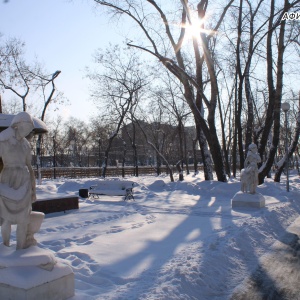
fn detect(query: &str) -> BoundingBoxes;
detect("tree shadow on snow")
[95,181,283,300]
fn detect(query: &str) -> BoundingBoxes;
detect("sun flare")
[185,15,204,38]
[179,9,216,43]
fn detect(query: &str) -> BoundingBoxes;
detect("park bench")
[88,180,135,201]
[33,195,79,214]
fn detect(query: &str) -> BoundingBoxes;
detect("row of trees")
[2,1,300,185]
[88,0,300,184]
[28,116,198,179]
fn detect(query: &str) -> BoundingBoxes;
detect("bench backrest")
[91,181,134,191]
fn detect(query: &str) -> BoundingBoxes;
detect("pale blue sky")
[0,0,129,122]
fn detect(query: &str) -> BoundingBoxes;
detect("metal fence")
[34,165,203,179]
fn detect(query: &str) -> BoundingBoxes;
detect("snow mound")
[148,180,166,190]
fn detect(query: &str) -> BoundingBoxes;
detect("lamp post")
[282,102,290,192]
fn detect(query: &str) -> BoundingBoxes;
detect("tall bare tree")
[153,71,192,178]
[87,45,147,177]
[93,0,235,182]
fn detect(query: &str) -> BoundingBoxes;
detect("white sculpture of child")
[0,112,39,250]
[241,143,261,194]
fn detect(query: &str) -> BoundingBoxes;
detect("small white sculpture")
[241,143,261,194]
[0,112,43,250]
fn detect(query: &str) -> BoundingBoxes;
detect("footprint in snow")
[106,226,125,234]
[131,222,144,229]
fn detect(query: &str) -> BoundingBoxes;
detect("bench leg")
[125,189,134,201]
[89,194,99,200]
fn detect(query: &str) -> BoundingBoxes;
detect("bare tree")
[92,0,235,182]
[274,93,300,182]
[134,118,175,182]
[0,37,66,116]
[89,118,113,168]
[87,45,147,177]
[35,70,65,184]
[0,38,35,111]
[153,72,192,179]
[123,98,139,177]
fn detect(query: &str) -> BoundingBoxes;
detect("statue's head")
[248,143,258,152]
[10,112,34,139]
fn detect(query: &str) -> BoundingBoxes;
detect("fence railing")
[34,165,203,179]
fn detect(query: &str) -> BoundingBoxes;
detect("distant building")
[107,120,202,166]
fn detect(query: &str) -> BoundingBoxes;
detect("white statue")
[241,143,261,194]
[0,112,43,250]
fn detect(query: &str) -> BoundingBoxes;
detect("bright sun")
[179,7,214,43]
[180,13,216,45]
[188,24,202,40]
[180,9,206,42]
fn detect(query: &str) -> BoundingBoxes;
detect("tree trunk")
[121,138,126,178]
[131,121,138,177]
[259,0,288,184]
[123,120,139,177]
[196,122,213,180]
[217,87,231,177]
[207,123,227,182]
[182,124,189,175]
[244,69,254,152]
[102,137,114,178]
[244,0,256,153]
[258,0,275,166]
[192,138,198,174]
[178,119,184,171]
[176,160,184,181]
[233,0,244,174]
[232,74,238,177]
[274,111,300,182]
[133,144,138,177]
[156,151,161,176]
[200,28,227,182]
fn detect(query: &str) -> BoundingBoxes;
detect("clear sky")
[0,0,128,122]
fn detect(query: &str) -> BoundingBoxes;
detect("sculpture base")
[231,191,265,208]
[0,262,74,300]
[0,245,74,299]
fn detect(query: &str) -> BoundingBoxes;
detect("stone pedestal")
[0,245,74,300]
[231,191,265,208]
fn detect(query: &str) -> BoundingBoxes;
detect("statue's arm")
[256,153,261,163]
[244,156,249,166]
[26,155,36,202]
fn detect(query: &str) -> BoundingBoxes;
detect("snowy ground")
[8,172,300,299]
